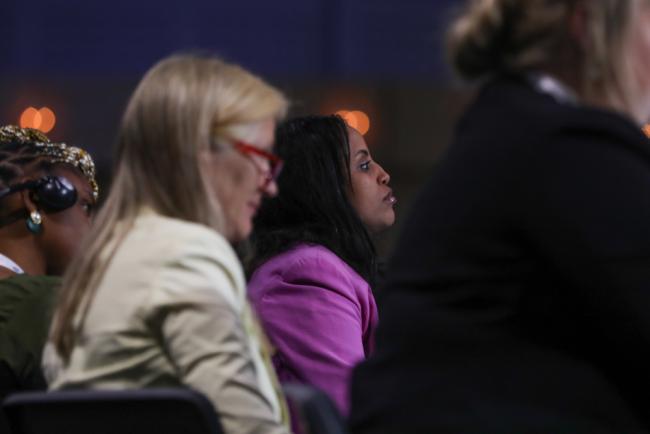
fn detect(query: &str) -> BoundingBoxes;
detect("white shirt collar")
[0,253,25,274]
[527,72,579,106]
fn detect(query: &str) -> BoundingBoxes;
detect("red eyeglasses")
[233,141,284,186]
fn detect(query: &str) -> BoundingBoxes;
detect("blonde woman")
[351,0,650,433]
[44,54,291,434]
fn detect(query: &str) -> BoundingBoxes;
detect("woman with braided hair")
[0,125,98,401]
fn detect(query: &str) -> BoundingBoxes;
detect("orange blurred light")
[33,111,43,129]
[335,110,353,127]
[644,124,650,138]
[18,106,56,133]
[350,110,370,135]
[38,107,56,133]
[335,109,370,135]
[19,107,39,129]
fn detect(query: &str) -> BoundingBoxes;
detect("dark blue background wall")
[2,0,458,79]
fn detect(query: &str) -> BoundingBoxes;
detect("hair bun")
[447,0,516,79]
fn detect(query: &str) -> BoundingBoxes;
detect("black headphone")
[0,175,78,211]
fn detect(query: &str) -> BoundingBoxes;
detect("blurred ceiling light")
[336,110,370,135]
[19,107,39,129]
[19,106,56,133]
[350,110,370,135]
[38,107,56,133]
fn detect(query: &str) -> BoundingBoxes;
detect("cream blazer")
[43,210,289,434]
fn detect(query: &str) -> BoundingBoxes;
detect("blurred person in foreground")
[43,53,292,434]
[247,115,396,416]
[0,125,97,401]
[350,0,650,433]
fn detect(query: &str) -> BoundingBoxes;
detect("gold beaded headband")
[0,125,99,201]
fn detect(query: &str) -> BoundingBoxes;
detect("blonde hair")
[50,53,288,360]
[446,0,643,110]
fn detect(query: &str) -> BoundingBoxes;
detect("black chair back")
[2,388,223,434]
[283,383,348,434]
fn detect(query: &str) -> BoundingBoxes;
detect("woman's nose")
[262,176,278,197]
[378,164,390,185]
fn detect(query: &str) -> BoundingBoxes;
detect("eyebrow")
[354,149,370,158]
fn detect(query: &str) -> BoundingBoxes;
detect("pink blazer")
[248,244,378,415]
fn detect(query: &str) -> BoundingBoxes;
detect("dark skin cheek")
[24,166,94,275]
[41,206,91,275]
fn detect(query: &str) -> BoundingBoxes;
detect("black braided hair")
[0,126,54,189]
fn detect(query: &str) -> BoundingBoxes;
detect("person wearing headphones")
[0,125,98,401]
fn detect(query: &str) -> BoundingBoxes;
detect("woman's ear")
[19,188,43,234]
[19,187,38,214]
